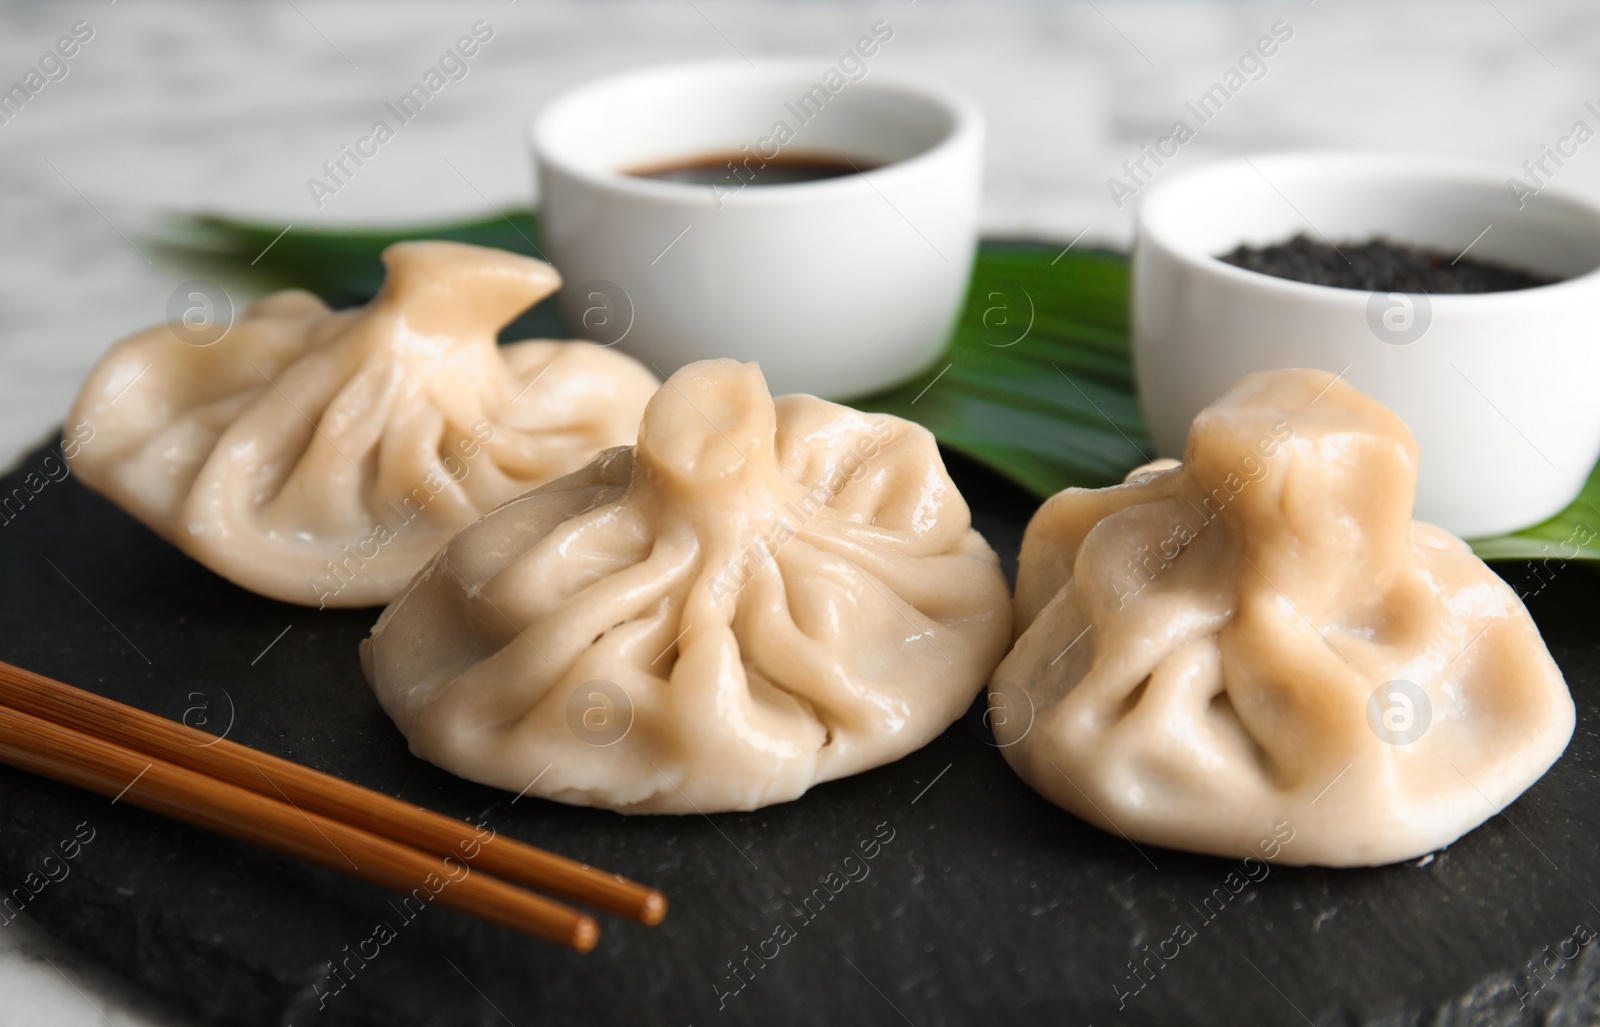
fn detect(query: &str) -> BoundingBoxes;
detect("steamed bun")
[66,241,659,607]
[362,359,1013,813]
[993,369,1573,866]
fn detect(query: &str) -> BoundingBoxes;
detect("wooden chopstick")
[0,701,599,951]
[0,660,665,927]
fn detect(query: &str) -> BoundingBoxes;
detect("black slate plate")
[0,438,1597,1027]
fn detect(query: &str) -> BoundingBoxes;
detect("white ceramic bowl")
[531,60,983,400]
[1133,151,1600,539]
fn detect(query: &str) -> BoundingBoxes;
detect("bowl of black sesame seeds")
[1131,151,1600,539]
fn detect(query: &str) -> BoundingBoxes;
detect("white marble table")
[1,0,1595,1021]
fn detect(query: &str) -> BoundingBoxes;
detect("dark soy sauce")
[628,151,879,187]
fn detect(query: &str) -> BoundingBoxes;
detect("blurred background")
[0,0,1595,1020]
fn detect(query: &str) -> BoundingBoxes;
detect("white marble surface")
[1,0,1597,1021]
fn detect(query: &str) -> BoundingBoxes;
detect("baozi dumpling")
[992,369,1573,867]
[362,359,1013,812]
[66,241,659,608]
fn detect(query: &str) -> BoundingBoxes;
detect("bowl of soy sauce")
[531,60,984,401]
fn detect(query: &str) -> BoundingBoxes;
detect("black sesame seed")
[1217,234,1558,293]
